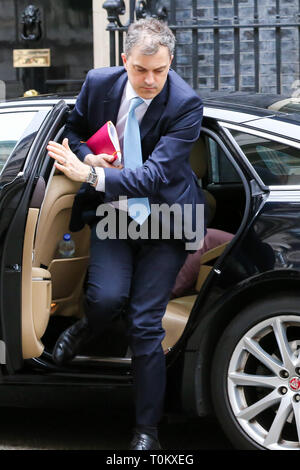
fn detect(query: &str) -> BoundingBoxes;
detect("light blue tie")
[123,96,151,225]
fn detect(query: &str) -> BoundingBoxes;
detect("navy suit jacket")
[64,66,206,250]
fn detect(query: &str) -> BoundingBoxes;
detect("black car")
[1,94,300,450]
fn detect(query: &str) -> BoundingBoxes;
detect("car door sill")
[31,350,132,370]
[71,355,131,365]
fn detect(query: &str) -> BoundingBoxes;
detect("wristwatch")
[86,166,98,186]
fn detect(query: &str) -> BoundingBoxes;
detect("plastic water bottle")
[58,233,75,258]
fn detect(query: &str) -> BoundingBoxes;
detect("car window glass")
[229,129,300,186]
[277,104,300,114]
[0,111,37,174]
[206,136,241,183]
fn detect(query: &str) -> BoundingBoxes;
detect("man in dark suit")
[47,18,205,450]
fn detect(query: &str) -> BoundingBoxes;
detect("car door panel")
[22,206,51,359]
[0,100,69,372]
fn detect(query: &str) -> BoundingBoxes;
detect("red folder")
[85,121,121,166]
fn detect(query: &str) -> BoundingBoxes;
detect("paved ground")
[0,406,232,450]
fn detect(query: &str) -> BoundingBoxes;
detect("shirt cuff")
[95,167,105,192]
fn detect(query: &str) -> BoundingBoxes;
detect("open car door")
[0,100,70,373]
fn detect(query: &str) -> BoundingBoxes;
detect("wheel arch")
[181,269,300,417]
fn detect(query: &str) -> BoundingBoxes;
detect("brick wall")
[161,0,299,95]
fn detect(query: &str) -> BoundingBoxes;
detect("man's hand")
[84,153,123,169]
[47,138,90,182]
[47,138,123,184]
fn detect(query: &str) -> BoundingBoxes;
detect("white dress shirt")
[94,80,152,211]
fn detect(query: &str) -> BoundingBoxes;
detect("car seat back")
[189,137,216,225]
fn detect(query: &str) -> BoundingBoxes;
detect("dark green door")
[0,0,93,99]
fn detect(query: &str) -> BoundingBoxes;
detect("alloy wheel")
[228,314,300,450]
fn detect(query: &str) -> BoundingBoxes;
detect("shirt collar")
[125,79,152,107]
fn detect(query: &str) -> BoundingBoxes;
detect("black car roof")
[201,91,300,126]
[202,91,286,117]
[201,90,290,108]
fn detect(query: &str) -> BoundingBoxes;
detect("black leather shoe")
[129,431,161,450]
[52,317,92,365]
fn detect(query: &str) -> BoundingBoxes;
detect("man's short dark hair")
[124,18,175,57]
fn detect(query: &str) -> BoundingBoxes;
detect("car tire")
[211,293,300,450]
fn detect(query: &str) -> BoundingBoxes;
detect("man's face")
[121,45,173,100]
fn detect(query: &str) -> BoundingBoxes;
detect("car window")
[206,136,241,184]
[229,129,300,186]
[0,111,38,174]
[276,103,300,114]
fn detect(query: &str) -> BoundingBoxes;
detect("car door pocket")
[48,256,89,303]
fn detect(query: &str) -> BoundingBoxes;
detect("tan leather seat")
[189,138,216,225]
[33,174,90,318]
[162,296,196,352]
[162,241,230,352]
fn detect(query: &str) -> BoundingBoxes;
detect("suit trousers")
[84,219,187,426]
